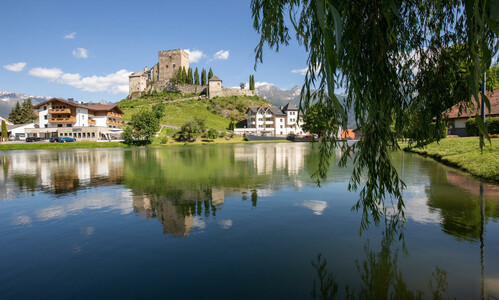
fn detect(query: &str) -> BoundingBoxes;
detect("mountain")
[254,84,356,129]
[0,91,51,118]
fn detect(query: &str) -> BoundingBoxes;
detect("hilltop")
[117,91,273,130]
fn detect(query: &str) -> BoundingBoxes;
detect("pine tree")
[187,67,193,84]
[194,68,199,85]
[208,68,213,80]
[201,69,207,85]
[1,120,7,142]
[21,98,37,123]
[182,67,187,84]
[8,102,22,124]
[251,75,255,91]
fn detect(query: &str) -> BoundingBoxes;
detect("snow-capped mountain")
[254,83,356,128]
[0,91,51,118]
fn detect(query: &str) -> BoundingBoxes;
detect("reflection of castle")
[234,143,306,175]
[132,188,227,236]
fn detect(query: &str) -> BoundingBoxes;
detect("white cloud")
[213,50,229,60]
[3,62,27,72]
[72,47,88,58]
[302,200,327,215]
[185,49,205,63]
[64,32,76,39]
[242,81,272,90]
[29,67,63,81]
[291,67,309,75]
[29,66,131,94]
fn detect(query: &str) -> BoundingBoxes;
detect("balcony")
[106,112,123,118]
[107,120,123,126]
[48,117,76,124]
[88,119,96,125]
[48,108,71,114]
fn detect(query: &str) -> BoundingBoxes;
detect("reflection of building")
[234,143,306,175]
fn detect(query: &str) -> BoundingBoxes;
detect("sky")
[0,0,311,103]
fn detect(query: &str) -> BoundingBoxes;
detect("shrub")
[121,127,133,145]
[466,117,499,136]
[207,128,218,139]
[218,131,226,138]
[160,137,168,144]
[465,118,479,136]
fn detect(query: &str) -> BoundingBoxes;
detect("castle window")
[173,64,176,68]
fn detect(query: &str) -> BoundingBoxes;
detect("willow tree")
[251,0,498,230]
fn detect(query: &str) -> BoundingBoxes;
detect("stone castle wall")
[211,88,254,98]
[157,49,189,82]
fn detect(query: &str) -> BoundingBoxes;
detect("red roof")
[445,88,499,119]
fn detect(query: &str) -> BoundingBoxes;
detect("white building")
[7,123,38,140]
[26,98,124,141]
[246,103,306,136]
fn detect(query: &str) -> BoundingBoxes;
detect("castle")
[128,49,254,99]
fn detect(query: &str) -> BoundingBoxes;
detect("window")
[92,132,95,138]
[43,106,47,110]
[78,133,82,138]
[60,133,63,137]
[44,124,48,128]
[44,115,47,120]
[57,124,62,127]
[280,125,283,128]
[66,124,72,127]
[65,133,68,136]
[173,64,176,68]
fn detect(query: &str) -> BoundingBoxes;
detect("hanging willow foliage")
[251,0,498,230]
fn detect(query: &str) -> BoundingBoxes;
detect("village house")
[444,88,499,136]
[25,98,124,142]
[244,103,307,136]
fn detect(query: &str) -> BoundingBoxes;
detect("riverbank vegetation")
[403,137,499,182]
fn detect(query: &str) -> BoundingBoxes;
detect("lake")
[0,143,498,299]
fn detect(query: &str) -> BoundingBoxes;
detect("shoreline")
[0,137,291,151]
[402,137,499,184]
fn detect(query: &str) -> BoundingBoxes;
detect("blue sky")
[0,0,310,102]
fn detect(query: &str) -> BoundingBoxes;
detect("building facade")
[245,103,306,136]
[26,98,124,141]
[128,49,189,97]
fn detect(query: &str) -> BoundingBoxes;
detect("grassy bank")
[0,137,291,151]
[403,137,499,182]
[0,142,127,151]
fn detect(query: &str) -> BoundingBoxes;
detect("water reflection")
[311,226,451,299]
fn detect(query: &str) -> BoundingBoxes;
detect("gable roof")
[33,98,124,114]
[282,103,298,111]
[209,75,222,81]
[445,88,499,119]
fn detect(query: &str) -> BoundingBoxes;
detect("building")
[7,123,37,140]
[208,75,222,98]
[245,103,306,136]
[128,49,189,98]
[444,88,499,136]
[25,98,124,141]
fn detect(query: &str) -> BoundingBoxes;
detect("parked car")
[59,137,76,143]
[50,137,60,143]
[25,137,42,142]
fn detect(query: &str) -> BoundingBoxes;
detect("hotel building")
[246,103,306,136]
[26,98,124,142]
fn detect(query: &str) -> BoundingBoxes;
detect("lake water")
[0,143,498,299]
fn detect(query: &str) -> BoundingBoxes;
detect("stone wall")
[215,88,254,98]
[176,84,207,94]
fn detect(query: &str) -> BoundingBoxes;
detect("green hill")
[117,91,272,130]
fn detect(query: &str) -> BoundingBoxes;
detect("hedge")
[465,117,499,136]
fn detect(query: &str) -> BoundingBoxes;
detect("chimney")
[68,98,74,102]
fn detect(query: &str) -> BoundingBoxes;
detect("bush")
[465,118,479,136]
[121,127,133,145]
[207,128,218,139]
[218,131,226,138]
[466,117,499,136]
[160,137,168,144]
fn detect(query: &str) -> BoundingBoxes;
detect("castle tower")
[154,49,190,83]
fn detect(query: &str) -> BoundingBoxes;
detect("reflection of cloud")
[36,205,66,221]
[82,226,94,237]
[193,217,206,229]
[302,200,327,215]
[35,191,133,221]
[403,185,440,224]
[12,215,31,226]
[219,219,233,229]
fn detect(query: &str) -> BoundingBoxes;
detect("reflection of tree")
[12,174,38,193]
[424,162,499,242]
[311,226,451,299]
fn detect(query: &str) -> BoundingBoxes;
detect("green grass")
[118,94,272,130]
[0,141,127,151]
[403,137,499,182]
